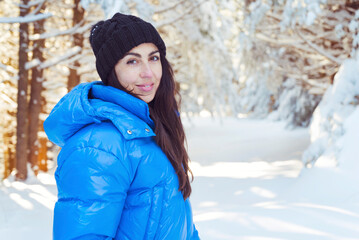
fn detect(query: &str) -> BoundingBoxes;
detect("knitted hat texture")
[90,13,166,83]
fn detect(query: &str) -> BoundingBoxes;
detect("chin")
[141,95,155,103]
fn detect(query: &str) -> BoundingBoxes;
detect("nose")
[140,63,153,78]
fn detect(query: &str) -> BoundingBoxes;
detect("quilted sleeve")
[53,146,133,240]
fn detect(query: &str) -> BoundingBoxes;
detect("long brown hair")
[107,52,193,199]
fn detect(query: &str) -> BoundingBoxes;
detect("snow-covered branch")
[0,63,17,74]
[154,0,188,14]
[25,59,41,70]
[24,47,82,71]
[27,0,46,16]
[39,46,82,69]
[29,20,93,40]
[0,13,52,24]
[255,32,324,55]
[156,0,207,28]
[295,29,343,65]
[18,0,47,8]
[0,93,17,109]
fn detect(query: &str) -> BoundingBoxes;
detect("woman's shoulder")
[78,120,123,142]
[54,121,138,202]
[55,121,141,180]
[60,121,127,161]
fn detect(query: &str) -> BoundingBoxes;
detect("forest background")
[0,0,359,181]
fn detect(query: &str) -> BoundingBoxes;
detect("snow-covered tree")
[3,0,357,179]
[157,0,238,116]
[303,56,359,167]
[0,1,20,180]
[82,0,240,117]
[238,0,359,127]
[0,0,103,180]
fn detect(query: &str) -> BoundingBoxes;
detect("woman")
[44,13,200,240]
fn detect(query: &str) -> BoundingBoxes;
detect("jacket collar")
[44,82,155,147]
[89,82,155,140]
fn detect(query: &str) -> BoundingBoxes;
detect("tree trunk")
[28,2,46,175]
[67,0,84,91]
[15,0,30,180]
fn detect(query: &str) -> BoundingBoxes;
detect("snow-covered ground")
[1,117,358,240]
[0,169,56,239]
[186,118,359,240]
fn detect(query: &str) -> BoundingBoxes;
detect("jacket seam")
[57,196,123,204]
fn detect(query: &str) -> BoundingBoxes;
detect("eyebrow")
[124,50,159,58]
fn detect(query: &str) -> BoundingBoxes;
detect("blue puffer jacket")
[44,82,200,240]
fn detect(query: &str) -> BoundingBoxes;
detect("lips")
[137,83,154,92]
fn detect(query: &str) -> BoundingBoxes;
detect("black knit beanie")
[89,13,166,84]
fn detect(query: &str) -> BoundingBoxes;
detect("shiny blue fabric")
[44,82,200,240]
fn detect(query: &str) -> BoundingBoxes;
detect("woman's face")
[114,43,162,103]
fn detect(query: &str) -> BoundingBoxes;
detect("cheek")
[116,68,136,87]
[155,65,163,81]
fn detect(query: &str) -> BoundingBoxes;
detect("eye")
[126,59,137,65]
[150,55,160,61]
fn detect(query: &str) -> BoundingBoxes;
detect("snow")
[302,57,359,167]
[1,2,358,237]
[0,169,57,240]
[268,78,320,128]
[25,59,41,70]
[1,116,359,239]
[280,0,325,29]
[187,118,359,240]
